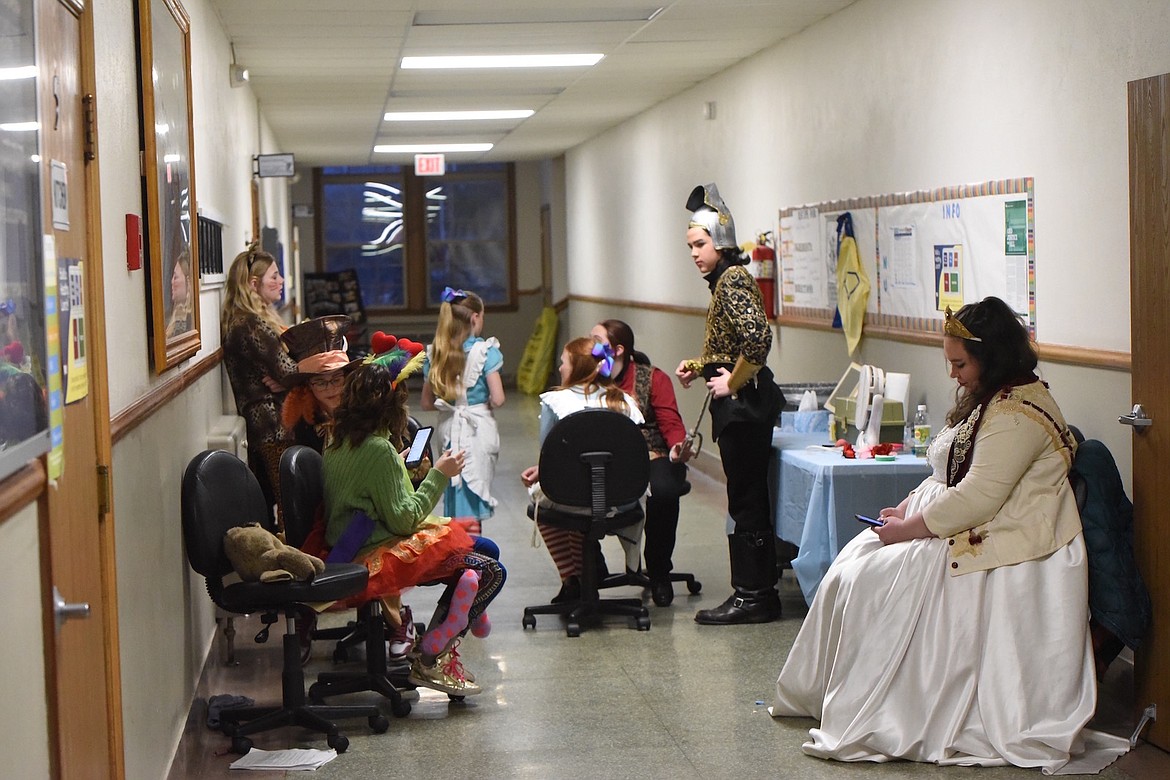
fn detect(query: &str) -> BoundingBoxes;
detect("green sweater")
[322,433,451,557]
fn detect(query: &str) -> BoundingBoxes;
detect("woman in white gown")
[772,297,1129,775]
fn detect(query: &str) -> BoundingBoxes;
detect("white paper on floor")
[229,747,337,771]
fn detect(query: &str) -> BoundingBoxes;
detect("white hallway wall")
[91,0,283,776]
[566,0,1170,484]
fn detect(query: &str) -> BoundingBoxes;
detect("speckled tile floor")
[167,395,1166,779]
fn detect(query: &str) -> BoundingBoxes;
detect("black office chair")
[279,445,412,716]
[181,449,388,755]
[522,410,652,637]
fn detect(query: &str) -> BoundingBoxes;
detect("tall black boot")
[694,532,780,625]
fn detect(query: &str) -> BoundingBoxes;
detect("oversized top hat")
[686,182,738,250]
[280,314,352,384]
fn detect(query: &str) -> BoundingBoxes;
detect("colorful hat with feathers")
[347,330,427,388]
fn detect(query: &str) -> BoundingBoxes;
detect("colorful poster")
[1005,200,1026,255]
[43,236,63,481]
[933,243,964,312]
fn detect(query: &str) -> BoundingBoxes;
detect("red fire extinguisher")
[751,231,778,320]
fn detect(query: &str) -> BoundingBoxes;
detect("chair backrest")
[280,445,325,549]
[181,449,272,579]
[538,409,650,513]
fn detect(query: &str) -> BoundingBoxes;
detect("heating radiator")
[206,415,247,461]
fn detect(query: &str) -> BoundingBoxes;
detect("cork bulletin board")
[778,178,1035,336]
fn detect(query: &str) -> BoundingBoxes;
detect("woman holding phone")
[772,297,1129,773]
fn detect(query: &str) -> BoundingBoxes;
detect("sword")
[680,389,714,458]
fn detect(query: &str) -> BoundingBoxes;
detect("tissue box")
[780,410,831,433]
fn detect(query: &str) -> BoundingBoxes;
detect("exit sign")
[415,153,446,176]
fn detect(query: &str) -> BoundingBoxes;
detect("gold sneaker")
[437,641,475,683]
[408,655,482,696]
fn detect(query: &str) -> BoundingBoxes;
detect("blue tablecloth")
[769,431,933,604]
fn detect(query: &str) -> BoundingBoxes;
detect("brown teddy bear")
[223,523,325,583]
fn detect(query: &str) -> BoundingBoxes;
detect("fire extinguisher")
[751,231,777,319]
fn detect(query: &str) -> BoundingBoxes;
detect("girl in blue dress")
[422,288,506,521]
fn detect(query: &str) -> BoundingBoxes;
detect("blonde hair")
[220,244,285,337]
[164,251,194,338]
[557,337,629,414]
[428,290,484,402]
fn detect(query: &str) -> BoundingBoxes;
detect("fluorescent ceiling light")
[0,121,39,132]
[384,109,534,122]
[0,65,37,81]
[374,143,493,154]
[413,8,662,25]
[401,54,603,69]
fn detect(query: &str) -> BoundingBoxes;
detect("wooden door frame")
[38,1,124,775]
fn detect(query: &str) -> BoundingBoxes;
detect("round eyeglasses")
[309,373,345,390]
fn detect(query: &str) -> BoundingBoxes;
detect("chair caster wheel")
[448,694,466,702]
[636,615,651,631]
[369,715,389,734]
[566,622,581,637]
[231,735,253,755]
[327,733,349,753]
[522,613,536,629]
[391,699,412,717]
[687,579,702,594]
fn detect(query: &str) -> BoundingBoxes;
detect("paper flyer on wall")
[57,257,88,404]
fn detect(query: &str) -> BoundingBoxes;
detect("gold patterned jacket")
[923,380,1082,576]
[695,262,772,369]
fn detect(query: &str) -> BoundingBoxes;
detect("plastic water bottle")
[912,404,931,457]
[903,419,915,453]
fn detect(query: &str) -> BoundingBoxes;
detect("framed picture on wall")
[136,0,200,372]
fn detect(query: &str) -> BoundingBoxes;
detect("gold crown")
[943,306,981,342]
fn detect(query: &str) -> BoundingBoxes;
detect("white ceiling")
[210,0,854,167]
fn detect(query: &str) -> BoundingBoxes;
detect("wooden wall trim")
[0,460,47,526]
[110,348,222,443]
[571,299,1130,372]
[570,293,705,318]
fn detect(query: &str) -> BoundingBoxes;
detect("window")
[197,215,223,277]
[315,163,515,312]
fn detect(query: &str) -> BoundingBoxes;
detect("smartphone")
[404,426,433,468]
[855,513,884,527]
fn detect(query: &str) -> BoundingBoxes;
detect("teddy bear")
[223,523,325,583]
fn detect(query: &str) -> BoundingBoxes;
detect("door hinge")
[82,93,96,162]
[97,464,111,516]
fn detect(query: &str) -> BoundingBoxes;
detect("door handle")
[1118,403,1153,431]
[53,586,90,630]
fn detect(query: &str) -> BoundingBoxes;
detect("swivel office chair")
[181,449,387,754]
[522,410,652,637]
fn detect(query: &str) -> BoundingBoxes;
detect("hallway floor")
[168,394,1167,779]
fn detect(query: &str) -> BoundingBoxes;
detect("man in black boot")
[673,183,784,626]
[694,531,780,623]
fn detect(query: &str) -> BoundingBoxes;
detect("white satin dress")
[771,426,1130,775]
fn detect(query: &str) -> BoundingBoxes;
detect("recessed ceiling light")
[384,110,534,122]
[413,8,663,25]
[401,54,603,69]
[373,143,494,154]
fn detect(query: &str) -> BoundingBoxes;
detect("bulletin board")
[777,178,1034,336]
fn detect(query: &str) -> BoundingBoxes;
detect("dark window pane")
[324,245,405,308]
[424,177,510,305]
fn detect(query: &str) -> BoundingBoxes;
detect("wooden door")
[1127,72,1170,750]
[37,0,121,776]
